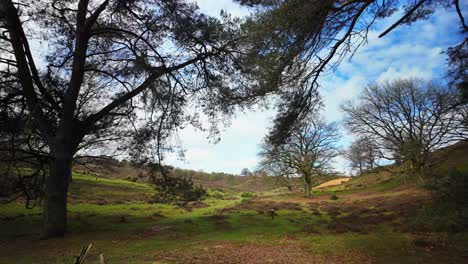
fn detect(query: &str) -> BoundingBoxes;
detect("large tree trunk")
[42,144,73,238]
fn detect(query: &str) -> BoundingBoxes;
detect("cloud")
[321,75,366,122]
[195,0,250,17]
[165,107,275,174]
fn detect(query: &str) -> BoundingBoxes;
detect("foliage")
[207,189,225,200]
[330,193,338,200]
[236,0,465,145]
[0,0,272,236]
[148,165,206,206]
[124,176,138,183]
[446,38,467,102]
[240,197,253,204]
[419,168,468,231]
[240,192,257,198]
[0,167,45,208]
[1,0,466,238]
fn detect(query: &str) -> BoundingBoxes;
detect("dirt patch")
[151,212,166,218]
[314,187,430,214]
[303,223,321,234]
[321,205,341,217]
[183,201,209,211]
[310,188,431,233]
[155,242,372,264]
[0,214,26,222]
[207,214,232,229]
[135,224,176,239]
[327,212,397,234]
[223,200,302,214]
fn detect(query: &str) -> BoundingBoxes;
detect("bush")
[207,190,225,200]
[124,176,138,182]
[425,168,468,208]
[416,168,468,232]
[330,193,338,200]
[151,174,206,205]
[241,197,253,204]
[240,192,257,198]
[411,203,467,232]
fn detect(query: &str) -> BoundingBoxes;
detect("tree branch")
[378,0,427,38]
[454,0,467,32]
[0,0,51,139]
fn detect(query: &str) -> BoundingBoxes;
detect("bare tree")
[260,150,297,191]
[240,168,252,177]
[259,114,340,196]
[341,78,467,176]
[345,136,381,176]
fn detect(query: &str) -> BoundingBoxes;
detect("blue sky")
[165,1,467,175]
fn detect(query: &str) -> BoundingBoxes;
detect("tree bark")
[42,144,73,238]
[304,174,312,197]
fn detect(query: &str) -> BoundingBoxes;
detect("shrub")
[208,190,225,200]
[241,197,253,204]
[124,176,138,182]
[303,223,320,234]
[425,168,468,208]
[151,175,206,205]
[240,192,257,198]
[330,193,338,200]
[415,168,468,232]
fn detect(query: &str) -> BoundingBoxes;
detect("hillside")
[1,141,467,263]
[74,160,342,193]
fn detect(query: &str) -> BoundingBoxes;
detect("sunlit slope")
[319,140,468,193]
[313,178,351,189]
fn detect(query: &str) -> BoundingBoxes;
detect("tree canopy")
[0,0,265,237]
[236,0,467,145]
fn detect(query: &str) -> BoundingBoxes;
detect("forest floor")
[1,169,468,264]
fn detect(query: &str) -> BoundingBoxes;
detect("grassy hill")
[0,141,467,263]
[74,161,342,193]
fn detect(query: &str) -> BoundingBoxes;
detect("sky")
[164,1,467,175]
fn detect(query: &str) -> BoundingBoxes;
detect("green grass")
[1,169,467,264]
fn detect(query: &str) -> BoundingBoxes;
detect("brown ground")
[221,200,303,214]
[154,242,372,264]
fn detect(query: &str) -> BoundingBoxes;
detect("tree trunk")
[42,144,73,238]
[303,175,312,197]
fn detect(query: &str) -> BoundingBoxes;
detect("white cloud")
[165,107,275,174]
[321,75,366,122]
[194,0,250,17]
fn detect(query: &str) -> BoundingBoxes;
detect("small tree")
[240,168,252,177]
[140,164,204,206]
[345,136,381,175]
[341,78,467,176]
[260,114,340,196]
